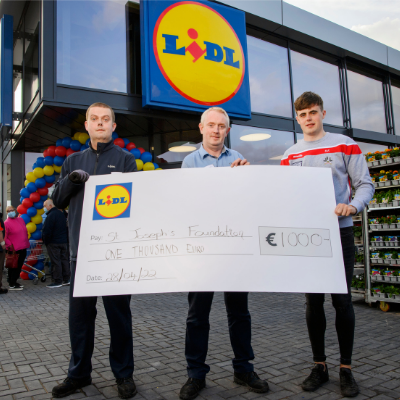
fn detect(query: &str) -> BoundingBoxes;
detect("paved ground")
[0,280,400,400]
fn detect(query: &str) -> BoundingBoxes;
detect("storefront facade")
[1,0,400,207]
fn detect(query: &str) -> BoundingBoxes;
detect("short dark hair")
[294,92,324,113]
[86,102,115,123]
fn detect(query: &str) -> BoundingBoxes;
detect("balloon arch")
[18,132,160,280]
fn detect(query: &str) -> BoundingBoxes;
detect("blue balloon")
[32,163,37,170]
[130,148,141,159]
[35,261,44,270]
[28,271,36,280]
[36,157,46,168]
[34,200,44,209]
[123,148,129,152]
[27,207,37,217]
[26,249,31,256]
[153,163,159,169]
[27,182,37,193]
[62,137,72,148]
[123,138,129,147]
[56,139,63,147]
[21,214,31,224]
[70,140,81,151]
[40,195,48,202]
[44,175,55,183]
[31,231,42,240]
[140,151,152,163]
[112,132,119,140]
[44,156,54,166]
[86,138,90,146]
[35,178,46,188]
[35,223,43,230]
[20,188,30,198]
[54,156,64,166]
[20,196,24,203]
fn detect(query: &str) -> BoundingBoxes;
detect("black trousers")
[185,292,254,379]
[47,243,70,284]
[8,249,27,286]
[305,226,355,365]
[68,261,134,379]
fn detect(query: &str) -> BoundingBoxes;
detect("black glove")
[69,170,90,184]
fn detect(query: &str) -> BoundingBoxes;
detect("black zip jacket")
[52,140,137,261]
[42,207,68,245]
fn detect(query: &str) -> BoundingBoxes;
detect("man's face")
[44,201,51,211]
[199,111,230,149]
[296,105,326,136]
[84,107,116,143]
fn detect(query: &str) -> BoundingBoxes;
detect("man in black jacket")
[42,199,70,288]
[52,103,137,399]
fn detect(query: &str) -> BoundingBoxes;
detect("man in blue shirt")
[179,107,269,400]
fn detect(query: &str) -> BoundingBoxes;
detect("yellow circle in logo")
[154,1,245,105]
[95,185,130,219]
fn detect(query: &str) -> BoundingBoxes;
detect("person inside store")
[179,107,269,400]
[42,198,70,288]
[281,92,374,398]
[4,205,30,291]
[0,202,7,294]
[51,102,138,399]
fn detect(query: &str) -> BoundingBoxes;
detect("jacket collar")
[89,139,114,154]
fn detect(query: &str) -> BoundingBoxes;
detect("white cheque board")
[74,166,347,297]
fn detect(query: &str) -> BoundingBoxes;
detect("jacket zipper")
[93,153,100,175]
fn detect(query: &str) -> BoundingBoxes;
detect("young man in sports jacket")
[52,103,138,399]
[281,92,374,397]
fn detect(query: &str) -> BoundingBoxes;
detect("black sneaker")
[62,280,70,286]
[179,378,206,400]
[14,282,24,288]
[340,368,359,397]
[234,371,269,393]
[301,364,329,391]
[0,288,8,294]
[116,377,137,399]
[47,282,63,288]
[9,286,23,291]
[52,377,92,398]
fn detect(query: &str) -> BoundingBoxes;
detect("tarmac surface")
[0,279,399,400]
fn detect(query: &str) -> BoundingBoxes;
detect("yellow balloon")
[31,215,42,225]
[27,232,31,239]
[78,132,89,144]
[73,132,81,140]
[26,222,37,233]
[26,172,36,182]
[25,180,30,187]
[156,168,162,170]
[43,165,54,176]
[53,165,62,173]
[37,208,45,215]
[143,162,155,171]
[33,167,44,178]
[136,159,143,171]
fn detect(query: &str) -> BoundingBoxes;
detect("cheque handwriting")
[105,268,157,282]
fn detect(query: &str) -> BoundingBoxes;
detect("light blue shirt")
[181,144,244,168]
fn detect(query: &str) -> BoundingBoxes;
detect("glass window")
[355,141,388,155]
[57,0,139,93]
[347,70,386,133]
[247,36,292,117]
[391,85,400,135]
[230,125,294,165]
[291,51,343,126]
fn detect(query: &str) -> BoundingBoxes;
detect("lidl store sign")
[141,0,251,119]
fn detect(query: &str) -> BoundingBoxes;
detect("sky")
[284,0,400,51]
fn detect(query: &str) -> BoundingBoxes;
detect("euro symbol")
[266,233,277,246]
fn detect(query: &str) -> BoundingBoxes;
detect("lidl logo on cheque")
[93,183,132,221]
[153,1,245,106]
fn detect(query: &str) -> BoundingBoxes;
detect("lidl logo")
[141,0,251,119]
[93,183,132,221]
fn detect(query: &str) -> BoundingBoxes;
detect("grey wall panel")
[388,47,400,74]
[281,2,388,67]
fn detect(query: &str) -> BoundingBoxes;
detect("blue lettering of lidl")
[162,34,185,55]
[204,41,223,62]
[223,47,239,69]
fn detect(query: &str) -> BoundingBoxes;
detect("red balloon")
[25,257,38,266]
[114,138,125,148]
[29,192,41,203]
[22,198,33,208]
[20,272,30,280]
[43,149,49,158]
[37,187,48,196]
[138,147,145,154]
[45,182,53,188]
[66,148,77,157]
[126,143,136,151]
[17,205,28,215]
[55,146,67,157]
[47,146,57,158]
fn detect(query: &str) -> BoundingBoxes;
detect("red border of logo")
[153,1,245,106]
[95,185,131,219]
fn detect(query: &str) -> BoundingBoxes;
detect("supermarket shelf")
[368,206,400,212]
[370,246,400,249]
[374,185,400,190]
[351,292,365,299]
[369,229,400,232]
[354,267,364,275]
[368,161,400,170]
[369,296,400,303]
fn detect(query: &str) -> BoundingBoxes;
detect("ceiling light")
[269,155,284,160]
[168,141,197,153]
[240,133,271,141]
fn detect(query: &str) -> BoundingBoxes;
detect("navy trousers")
[68,261,134,379]
[185,292,254,379]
